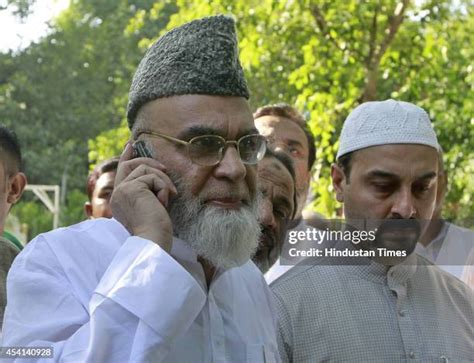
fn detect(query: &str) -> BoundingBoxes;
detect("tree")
[92,0,472,222]
[1,0,175,235]
[3,0,472,236]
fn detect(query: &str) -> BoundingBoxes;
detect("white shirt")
[265,220,322,284]
[2,218,280,362]
[416,222,474,283]
[265,259,292,285]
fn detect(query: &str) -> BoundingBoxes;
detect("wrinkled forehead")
[136,95,254,137]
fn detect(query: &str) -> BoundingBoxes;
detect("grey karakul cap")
[127,15,250,128]
[336,99,440,159]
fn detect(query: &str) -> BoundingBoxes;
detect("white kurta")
[2,218,280,362]
[416,222,474,284]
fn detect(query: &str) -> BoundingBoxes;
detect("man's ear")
[7,172,27,205]
[84,202,93,219]
[331,164,346,203]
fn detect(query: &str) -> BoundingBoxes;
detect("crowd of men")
[0,15,472,362]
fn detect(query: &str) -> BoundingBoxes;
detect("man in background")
[84,157,119,219]
[253,149,296,274]
[254,104,323,282]
[0,125,27,324]
[417,148,473,283]
[254,104,315,223]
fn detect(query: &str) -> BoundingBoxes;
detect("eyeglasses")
[136,130,267,166]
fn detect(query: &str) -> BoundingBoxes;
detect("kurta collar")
[336,240,418,285]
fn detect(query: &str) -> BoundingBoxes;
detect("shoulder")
[414,254,474,300]
[0,236,19,268]
[0,235,20,252]
[42,217,128,244]
[270,263,315,288]
[11,218,129,280]
[445,223,474,243]
[27,218,128,255]
[270,260,340,309]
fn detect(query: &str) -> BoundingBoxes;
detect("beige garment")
[461,250,474,289]
[0,236,19,325]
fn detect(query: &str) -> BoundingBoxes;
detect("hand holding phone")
[110,142,177,252]
[132,141,172,207]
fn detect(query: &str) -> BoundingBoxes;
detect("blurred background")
[1,0,472,242]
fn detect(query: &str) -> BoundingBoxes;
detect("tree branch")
[373,0,410,65]
[366,4,379,68]
[361,0,410,102]
[309,4,344,52]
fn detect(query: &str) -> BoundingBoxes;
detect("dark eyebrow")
[176,126,222,140]
[238,128,259,138]
[366,170,400,180]
[286,139,304,148]
[416,171,437,181]
[366,170,437,181]
[177,126,259,141]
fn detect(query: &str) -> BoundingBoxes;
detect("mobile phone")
[133,140,153,158]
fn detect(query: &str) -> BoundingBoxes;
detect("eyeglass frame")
[135,130,267,166]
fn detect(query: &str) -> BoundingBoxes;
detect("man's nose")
[390,188,416,219]
[213,146,246,181]
[259,198,277,230]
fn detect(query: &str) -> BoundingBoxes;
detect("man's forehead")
[94,171,116,193]
[255,115,307,146]
[97,171,116,184]
[353,144,438,176]
[138,95,254,135]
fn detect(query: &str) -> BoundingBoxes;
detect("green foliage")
[1,0,175,233]
[9,199,53,241]
[88,119,129,169]
[8,189,89,240]
[60,189,88,226]
[125,0,472,222]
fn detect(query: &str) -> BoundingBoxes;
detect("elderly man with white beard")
[2,16,280,362]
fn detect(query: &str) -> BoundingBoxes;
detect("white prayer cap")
[336,99,439,159]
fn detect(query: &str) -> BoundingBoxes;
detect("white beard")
[168,178,261,270]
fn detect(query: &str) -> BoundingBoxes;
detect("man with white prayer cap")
[2,16,280,362]
[271,99,473,362]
